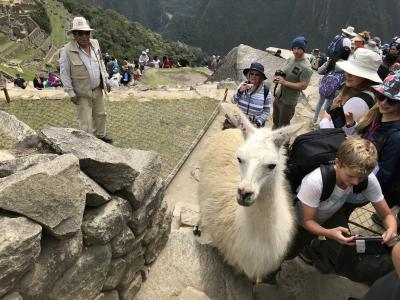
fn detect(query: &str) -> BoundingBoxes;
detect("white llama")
[198,103,302,280]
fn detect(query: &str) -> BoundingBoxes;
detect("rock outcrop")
[0,123,171,299]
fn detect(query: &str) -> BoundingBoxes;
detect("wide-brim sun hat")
[243,62,267,80]
[336,48,382,83]
[342,26,357,37]
[68,17,94,34]
[372,73,400,101]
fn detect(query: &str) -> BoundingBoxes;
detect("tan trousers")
[76,87,106,136]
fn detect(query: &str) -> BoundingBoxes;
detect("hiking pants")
[76,86,106,137]
[272,97,296,129]
[313,95,334,123]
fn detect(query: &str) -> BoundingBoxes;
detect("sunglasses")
[75,31,91,36]
[249,72,260,77]
[375,92,398,105]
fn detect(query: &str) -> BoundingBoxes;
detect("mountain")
[88,0,400,55]
[58,0,208,64]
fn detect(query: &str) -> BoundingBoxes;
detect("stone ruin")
[0,111,172,300]
[0,0,52,63]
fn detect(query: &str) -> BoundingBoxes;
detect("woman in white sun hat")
[320,48,382,133]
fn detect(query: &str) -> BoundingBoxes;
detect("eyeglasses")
[249,72,260,77]
[375,92,398,105]
[75,31,91,36]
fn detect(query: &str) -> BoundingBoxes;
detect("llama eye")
[237,157,242,163]
[266,164,276,170]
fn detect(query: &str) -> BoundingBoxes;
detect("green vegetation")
[0,131,16,150]
[0,40,16,53]
[14,48,36,62]
[0,65,36,81]
[141,67,211,88]
[58,0,208,64]
[29,1,51,33]
[0,97,218,178]
[46,0,70,47]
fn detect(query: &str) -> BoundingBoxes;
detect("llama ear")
[271,122,304,148]
[221,103,256,138]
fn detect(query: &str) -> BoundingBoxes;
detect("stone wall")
[0,116,172,300]
[0,2,50,61]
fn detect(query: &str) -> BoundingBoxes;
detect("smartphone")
[329,106,346,128]
[354,236,387,254]
[354,236,383,242]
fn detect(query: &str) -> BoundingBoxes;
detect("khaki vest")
[65,39,108,98]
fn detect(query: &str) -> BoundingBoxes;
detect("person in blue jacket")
[354,73,400,223]
[230,62,272,128]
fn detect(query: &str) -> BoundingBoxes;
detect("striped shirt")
[231,82,272,127]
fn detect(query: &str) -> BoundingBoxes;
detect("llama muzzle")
[237,189,254,206]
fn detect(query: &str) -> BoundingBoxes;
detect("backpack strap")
[320,164,336,201]
[263,85,269,106]
[320,164,368,199]
[356,91,375,108]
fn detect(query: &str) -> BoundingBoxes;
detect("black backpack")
[286,128,367,201]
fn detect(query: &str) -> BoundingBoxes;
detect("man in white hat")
[326,26,356,58]
[138,50,149,72]
[59,16,112,143]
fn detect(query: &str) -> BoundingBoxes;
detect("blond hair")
[331,79,375,109]
[337,137,377,176]
[356,104,380,133]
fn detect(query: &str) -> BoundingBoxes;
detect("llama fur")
[198,114,300,280]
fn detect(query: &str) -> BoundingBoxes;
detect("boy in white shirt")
[289,137,398,261]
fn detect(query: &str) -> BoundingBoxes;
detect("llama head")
[221,103,303,206]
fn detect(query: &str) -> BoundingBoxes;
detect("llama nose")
[237,188,254,206]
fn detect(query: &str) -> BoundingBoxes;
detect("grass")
[46,0,70,48]
[0,40,16,53]
[0,65,36,81]
[0,97,219,178]
[14,48,37,62]
[0,131,16,149]
[141,67,210,88]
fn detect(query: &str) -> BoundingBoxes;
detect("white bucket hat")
[342,26,356,37]
[336,48,382,83]
[68,17,94,34]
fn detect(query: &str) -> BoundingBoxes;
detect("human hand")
[382,228,398,247]
[345,112,355,127]
[273,76,286,85]
[239,83,250,93]
[327,227,355,245]
[70,96,79,105]
[322,111,331,120]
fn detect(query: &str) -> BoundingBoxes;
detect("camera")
[273,70,286,83]
[274,70,286,78]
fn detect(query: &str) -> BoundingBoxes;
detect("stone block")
[103,258,127,291]
[0,154,57,178]
[49,245,112,300]
[0,154,85,238]
[80,172,112,206]
[0,216,42,297]
[110,225,136,258]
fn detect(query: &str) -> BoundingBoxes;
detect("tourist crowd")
[230,25,400,299]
